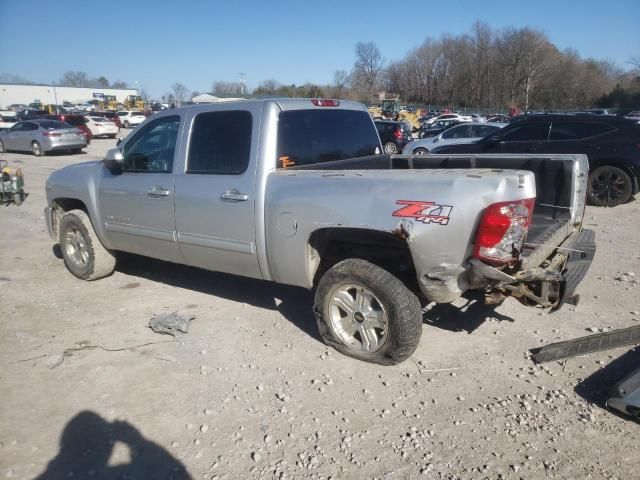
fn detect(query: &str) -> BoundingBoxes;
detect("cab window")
[122,115,180,173]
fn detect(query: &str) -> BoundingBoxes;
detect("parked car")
[90,111,122,128]
[374,119,412,153]
[85,116,119,138]
[423,113,472,126]
[44,99,594,365]
[487,114,511,123]
[44,114,92,144]
[0,119,86,156]
[403,122,505,154]
[0,111,17,131]
[419,119,462,138]
[469,114,487,123]
[431,114,640,207]
[116,110,146,128]
[16,108,48,121]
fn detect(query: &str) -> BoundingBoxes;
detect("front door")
[488,121,551,154]
[97,114,183,263]
[173,106,262,279]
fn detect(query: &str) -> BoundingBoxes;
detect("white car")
[403,122,506,155]
[116,110,146,128]
[85,116,119,138]
[423,113,472,127]
[0,110,17,131]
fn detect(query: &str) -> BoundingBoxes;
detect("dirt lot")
[0,136,639,479]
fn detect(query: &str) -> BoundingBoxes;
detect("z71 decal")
[392,200,453,225]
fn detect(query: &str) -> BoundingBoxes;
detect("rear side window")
[550,122,616,140]
[500,122,550,141]
[442,125,470,139]
[278,110,380,168]
[187,110,252,174]
[64,117,86,126]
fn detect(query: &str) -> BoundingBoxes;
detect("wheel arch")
[50,198,90,242]
[307,227,420,295]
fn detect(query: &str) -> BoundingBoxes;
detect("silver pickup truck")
[44,99,596,365]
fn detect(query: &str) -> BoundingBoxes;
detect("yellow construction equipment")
[124,95,145,110]
[103,95,117,111]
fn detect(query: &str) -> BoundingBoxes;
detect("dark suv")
[431,114,640,207]
[374,120,412,154]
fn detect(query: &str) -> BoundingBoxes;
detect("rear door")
[173,105,262,279]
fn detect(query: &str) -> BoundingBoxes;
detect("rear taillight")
[393,128,403,139]
[41,131,61,137]
[474,198,535,265]
[311,99,340,107]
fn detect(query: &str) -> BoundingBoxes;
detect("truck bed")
[290,153,586,268]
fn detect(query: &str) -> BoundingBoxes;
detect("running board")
[530,325,640,363]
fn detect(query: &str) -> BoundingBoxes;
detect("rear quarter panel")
[264,168,535,289]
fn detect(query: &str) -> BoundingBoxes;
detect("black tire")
[0,139,5,153]
[58,209,116,281]
[588,165,633,207]
[13,192,23,206]
[31,141,43,156]
[413,147,429,155]
[108,134,117,139]
[71,148,83,154]
[314,259,422,365]
[383,142,398,154]
[124,121,130,129]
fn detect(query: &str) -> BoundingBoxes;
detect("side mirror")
[104,148,124,170]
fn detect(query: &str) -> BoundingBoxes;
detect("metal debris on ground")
[149,312,195,336]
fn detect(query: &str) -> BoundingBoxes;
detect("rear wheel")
[31,141,43,156]
[58,209,116,280]
[413,147,428,155]
[383,142,397,154]
[314,259,423,365]
[13,192,23,206]
[124,121,130,129]
[588,165,633,207]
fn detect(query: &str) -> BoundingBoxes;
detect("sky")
[1,0,638,99]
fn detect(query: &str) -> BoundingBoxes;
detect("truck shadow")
[115,253,322,343]
[422,292,514,333]
[34,410,191,479]
[574,346,640,410]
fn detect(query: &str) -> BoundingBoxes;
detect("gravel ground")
[0,137,638,479]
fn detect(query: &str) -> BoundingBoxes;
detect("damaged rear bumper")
[419,229,596,310]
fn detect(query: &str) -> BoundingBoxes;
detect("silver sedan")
[403,122,506,155]
[0,119,87,156]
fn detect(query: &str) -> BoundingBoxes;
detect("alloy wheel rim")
[328,283,388,353]
[32,143,41,155]
[591,170,626,204]
[64,227,90,267]
[384,143,397,154]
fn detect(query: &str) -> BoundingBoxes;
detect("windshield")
[277,109,381,168]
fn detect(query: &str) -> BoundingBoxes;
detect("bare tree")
[171,82,188,106]
[353,42,383,102]
[59,71,91,87]
[111,80,128,88]
[212,81,241,96]
[138,87,151,102]
[332,70,349,98]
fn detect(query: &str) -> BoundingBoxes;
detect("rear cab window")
[278,109,381,168]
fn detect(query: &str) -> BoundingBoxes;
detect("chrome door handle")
[147,186,171,197]
[220,190,249,202]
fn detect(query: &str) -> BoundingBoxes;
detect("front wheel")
[314,259,423,365]
[413,147,429,155]
[59,209,116,280]
[588,165,633,207]
[123,121,130,129]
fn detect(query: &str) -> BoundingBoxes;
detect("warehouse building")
[0,83,138,109]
